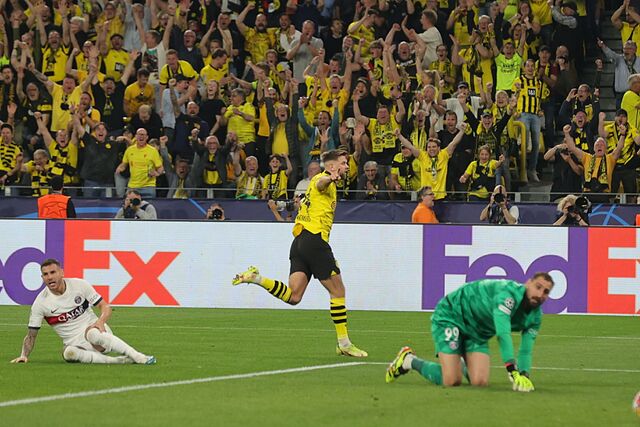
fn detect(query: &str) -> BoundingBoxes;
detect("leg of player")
[465,352,490,386]
[385,347,448,385]
[85,327,155,364]
[62,346,132,364]
[231,266,310,305]
[319,274,367,358]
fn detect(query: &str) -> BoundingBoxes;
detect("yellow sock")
[260,277,292,303]
[330,297,349,342]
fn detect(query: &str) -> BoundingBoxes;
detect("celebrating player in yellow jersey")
[233,149,367,358]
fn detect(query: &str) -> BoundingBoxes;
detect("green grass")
[0,306,638,426]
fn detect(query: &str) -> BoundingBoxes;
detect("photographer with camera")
[205,203,226,221]
[115,190,157,220]
[553,194,590,226]
[479,185,519,225]
[267,197,300,222]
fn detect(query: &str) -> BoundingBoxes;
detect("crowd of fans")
[0,0,638,205]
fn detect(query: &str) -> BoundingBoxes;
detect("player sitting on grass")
[386,273,554,392]
[11,259,155,365]
[232,149,367,358]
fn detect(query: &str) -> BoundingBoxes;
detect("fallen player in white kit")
[11,258,156,365]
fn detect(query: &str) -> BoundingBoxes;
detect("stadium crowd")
[0,0,638,204]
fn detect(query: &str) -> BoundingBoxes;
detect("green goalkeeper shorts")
[431,320,490,356]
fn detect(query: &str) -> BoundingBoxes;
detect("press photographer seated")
[268,197,301,222]
[205,203,227,221]
[553,195,590,226]
[115,190,157,220]
[479,185,519,225]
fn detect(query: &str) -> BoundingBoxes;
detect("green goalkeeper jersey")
[431,279,542,373]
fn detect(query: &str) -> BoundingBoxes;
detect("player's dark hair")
[531,272,554,286]
[41,258,61,269]
[321,149,348,163]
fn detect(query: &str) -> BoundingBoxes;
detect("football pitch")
[0,306,638,426]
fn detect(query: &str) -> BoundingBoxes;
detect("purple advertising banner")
[422,225,589,314]
[0,221,64,305]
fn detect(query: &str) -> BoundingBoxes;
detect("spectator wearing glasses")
[412,186,439,224]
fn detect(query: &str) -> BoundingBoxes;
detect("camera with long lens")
[208,207,223,220]
[275,200,296,212]
[493,193,505,204]
[574,196,591,214]
[123,198,141,218]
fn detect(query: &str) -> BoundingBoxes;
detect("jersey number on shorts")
[444,327,460,342]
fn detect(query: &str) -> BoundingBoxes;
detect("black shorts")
[289,229,340,280]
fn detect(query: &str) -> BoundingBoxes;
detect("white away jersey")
[28,278,102,346]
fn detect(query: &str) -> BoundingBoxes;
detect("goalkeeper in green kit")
[386,273,554,392]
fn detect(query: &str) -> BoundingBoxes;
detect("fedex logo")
[588,228,640,314]
[0,221,180,306]
[422,226,589,314]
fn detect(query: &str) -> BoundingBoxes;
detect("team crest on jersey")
[74,296,82,304]
[449,341,458,350]
[504,297,515,309]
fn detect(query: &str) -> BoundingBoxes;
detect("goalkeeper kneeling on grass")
[386,273,554,392]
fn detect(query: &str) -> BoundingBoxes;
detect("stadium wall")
[0,220,638,315]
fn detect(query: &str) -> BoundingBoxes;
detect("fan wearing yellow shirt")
[31,66,92,133]
[20,149,61,197]
[459,145,506,201]
[199,49,230,87]
[598,110,640,203]
[124,68,154,117]
[159,50,198,88]
[318,54,354,122]
[396,123,468,200]
[233,149,368,358]
[223,88,257,156]
[611,2,640,48]
[38,28,70,84]
[236,3,276,63]
[347,9,376,61]
[261,154,293,200]
[99,33,130,81]
[353,92,406,168]
[565,126,625,203]
[115,128,164,198]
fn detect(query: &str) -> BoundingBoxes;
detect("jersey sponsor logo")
[45,299,89,325]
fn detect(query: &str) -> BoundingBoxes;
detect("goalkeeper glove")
[506,363,534,392]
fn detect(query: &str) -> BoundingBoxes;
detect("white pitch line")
[3,361,638,409]
[0,362,368,409]
[0,323,638,340]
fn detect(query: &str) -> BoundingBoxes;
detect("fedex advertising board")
[0,220,637,315]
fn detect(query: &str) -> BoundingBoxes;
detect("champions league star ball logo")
[504,297,515,310]
[74,296,82,304]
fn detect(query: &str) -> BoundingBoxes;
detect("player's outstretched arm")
[493,295,535,392]
[11,328,39,363]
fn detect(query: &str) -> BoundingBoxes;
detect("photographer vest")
[38,193,70,218]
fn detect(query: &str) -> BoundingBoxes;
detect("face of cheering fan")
[593,138,606,157]
[427,140,439,157]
